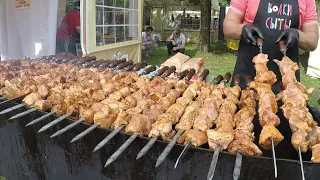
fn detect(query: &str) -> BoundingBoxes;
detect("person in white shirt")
[166,29,186,56]
[142,27,158,57]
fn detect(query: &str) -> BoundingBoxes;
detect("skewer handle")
[233,74,241,86]
[134,61,148,71]
[162,66,176,78]
[185,68,196,82]
[177,70,189,80]
[245,75,253,86]
[108,60,124,68]
[200,69,210,81]
[116,60,133,69]
[156,66,169,76]
[279,40,287,56]
[256,37,263,53]
[256,37,263,46]
[279,41,285,51]
[143,65,156,75]
[223,72,231,83]
[215,75,223,84]
[124,64,135,71]
[99,60,112,68]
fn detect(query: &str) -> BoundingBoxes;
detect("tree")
[198,0,211,52]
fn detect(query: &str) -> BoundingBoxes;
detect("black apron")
[232,0,300,94]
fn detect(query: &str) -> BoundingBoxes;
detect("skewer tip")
[50,133,58,138]
[25,122,33,127]
[104,159,114,168]
[136,153,143,160]
[155,160,161,168]
[70,138,78,143]
[8,116,16,120]
[93,146,101,153]
[37,128,46,133]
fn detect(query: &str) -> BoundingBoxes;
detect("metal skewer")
[257,37,263,54]
[233,152,243,180]
[93,125,125,152]
[0,104,25,115]
[9,107,37,120]
[25,112,55,127]
[50,119,85,138]
[136,137,157,160]
[38,112,73,133]
[70,124,100,143]
[153,70,211,167]
[207,74,240,180]
[173,70,221,169]
[207,146,221,180]
[104,133,139,168]
[0,97,20,105]
[174,141,192,169]
[271,139,278,178]
[155,129,184,167]
[298,146,305,180]
[232,75,253,180]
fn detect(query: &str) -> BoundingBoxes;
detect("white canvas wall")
[0,0,58,60]
[307,31,320,79]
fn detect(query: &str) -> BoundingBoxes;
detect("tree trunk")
[198,0,211,53]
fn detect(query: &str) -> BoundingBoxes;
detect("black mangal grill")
[0,54,320,180]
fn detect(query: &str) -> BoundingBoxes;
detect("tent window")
[96,0,139,46]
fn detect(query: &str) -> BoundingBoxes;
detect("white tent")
[0,0,59,60]
[307,37,320,78]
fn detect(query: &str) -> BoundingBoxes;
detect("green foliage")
[218,0,230,6]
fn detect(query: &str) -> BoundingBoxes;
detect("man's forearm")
[223,20,245,39]
[298,30,318,51]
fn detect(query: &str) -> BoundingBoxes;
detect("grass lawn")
[145,41,320,108]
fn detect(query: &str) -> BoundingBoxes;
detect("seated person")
[166,29,186,56]
[142,27,158,57]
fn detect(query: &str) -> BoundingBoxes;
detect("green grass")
[145,41,320,108]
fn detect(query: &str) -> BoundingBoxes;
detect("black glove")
[241,24,265,45]
[275,28,299,48]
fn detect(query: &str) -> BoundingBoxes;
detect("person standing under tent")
[56,1,81,55]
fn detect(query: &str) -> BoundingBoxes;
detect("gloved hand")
[275,28,299,48]
[241,24,264,45]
